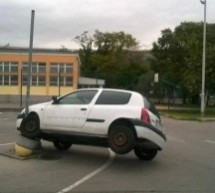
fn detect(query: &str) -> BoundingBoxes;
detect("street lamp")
[200,0,207,114]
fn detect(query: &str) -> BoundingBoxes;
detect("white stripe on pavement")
[167,135,186,143]
[0,118,8,121]
[57,148,115,193]
[205,140,215,144]
[0,143,15,146]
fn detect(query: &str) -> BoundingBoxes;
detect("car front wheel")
[134,147,158,161]
[108,125,136,154]
[20,115,41,139]
[53,140,72,151]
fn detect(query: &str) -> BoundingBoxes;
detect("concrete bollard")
[14,144,33,157]
[15,134,42,157]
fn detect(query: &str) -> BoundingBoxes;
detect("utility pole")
[25,10,35,117]
[58,68,61,96]
[200,0,207,114]
[20,68,23,108]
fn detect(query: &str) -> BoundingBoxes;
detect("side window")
[96,91,131,105]
[58,90,97,105]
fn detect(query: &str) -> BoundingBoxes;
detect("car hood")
[29,101,52,110]
[19,101,52,115]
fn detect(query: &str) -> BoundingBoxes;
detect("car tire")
[53,140,72,151]
[20,114,41,139]
[134,147,158,161]
[108,125,136,154]
[16,134,42,150]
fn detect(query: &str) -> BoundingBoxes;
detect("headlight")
[21,108,26,114]
[17,109,26,119]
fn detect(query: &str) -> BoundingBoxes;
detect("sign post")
[25,10,35,117]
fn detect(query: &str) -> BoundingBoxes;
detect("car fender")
[108,117,137,137]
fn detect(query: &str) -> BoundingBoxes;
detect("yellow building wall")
[48,87,75,96]
[0,86,20,95]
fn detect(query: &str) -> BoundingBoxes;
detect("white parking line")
[167,135,186,143]
[0,142,15,146]
[205,140,215,144]
[0,118,8,121]
[57,148,115,193]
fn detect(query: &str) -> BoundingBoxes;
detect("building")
[0,47,105,105]
[0,47,80,105]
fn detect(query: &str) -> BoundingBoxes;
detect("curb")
[0,107,22,112]
[161,113,215,122]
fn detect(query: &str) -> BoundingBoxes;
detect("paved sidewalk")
[156,105,200,111]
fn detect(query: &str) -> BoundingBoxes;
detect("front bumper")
[16,113,25,129]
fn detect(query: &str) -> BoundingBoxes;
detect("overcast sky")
[1,0,215,50]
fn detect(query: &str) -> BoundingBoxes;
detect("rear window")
[143,96,160,118]
[96,91,131,105]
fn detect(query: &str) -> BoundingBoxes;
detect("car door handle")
[80,108,87,111]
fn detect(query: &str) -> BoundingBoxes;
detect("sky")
[1,0,215,50]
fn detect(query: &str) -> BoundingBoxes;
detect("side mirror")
[52,96,58,104]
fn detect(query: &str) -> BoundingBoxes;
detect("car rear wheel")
[134,147,158,161]
[53,140,72,151]
[20,115,41,139]
[108,125,136,154]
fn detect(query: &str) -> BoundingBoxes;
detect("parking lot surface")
[1,111,215,193]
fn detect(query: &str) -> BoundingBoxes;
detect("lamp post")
[200,0,207,114]
[25,10,35,117]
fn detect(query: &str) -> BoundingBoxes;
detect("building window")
[11,75,18,85]
[11,63,18,72]
[22,62,46,86]
[50,75,58,86]
[4,62,10,72]
[50,63,73,86]
[65,76,73,86]
[0,62,3,72]
[0,61,18,85]
[4,75,9,85]
[50,64,59,74]
[38,63,46,73]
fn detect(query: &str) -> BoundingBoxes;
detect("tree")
[75,31,94,76]
[135,70,154,97]
[151,22,215,104]
[93,30,138,54]
[75,30,147,89]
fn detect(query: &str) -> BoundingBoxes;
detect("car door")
[42,90,98,132]
[84,90,132,135]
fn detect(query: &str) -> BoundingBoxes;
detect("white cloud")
[0,0,214,49]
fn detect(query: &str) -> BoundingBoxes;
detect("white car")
[17,88,166,160]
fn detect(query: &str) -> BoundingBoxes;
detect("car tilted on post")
[16,88,166,160]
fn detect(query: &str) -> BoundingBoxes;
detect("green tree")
[135,70,154,97]
[94,30,137,54]
[151,22,215,104]
[75,30,147,89]
[75,31,94,76]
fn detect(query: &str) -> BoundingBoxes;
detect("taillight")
[141,108,151,124]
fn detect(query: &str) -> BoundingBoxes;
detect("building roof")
[0,46,78,55]
[79,77,105,86]
[0,46,81,65]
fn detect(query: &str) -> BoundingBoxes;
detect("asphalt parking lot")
[1,111,215,193]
